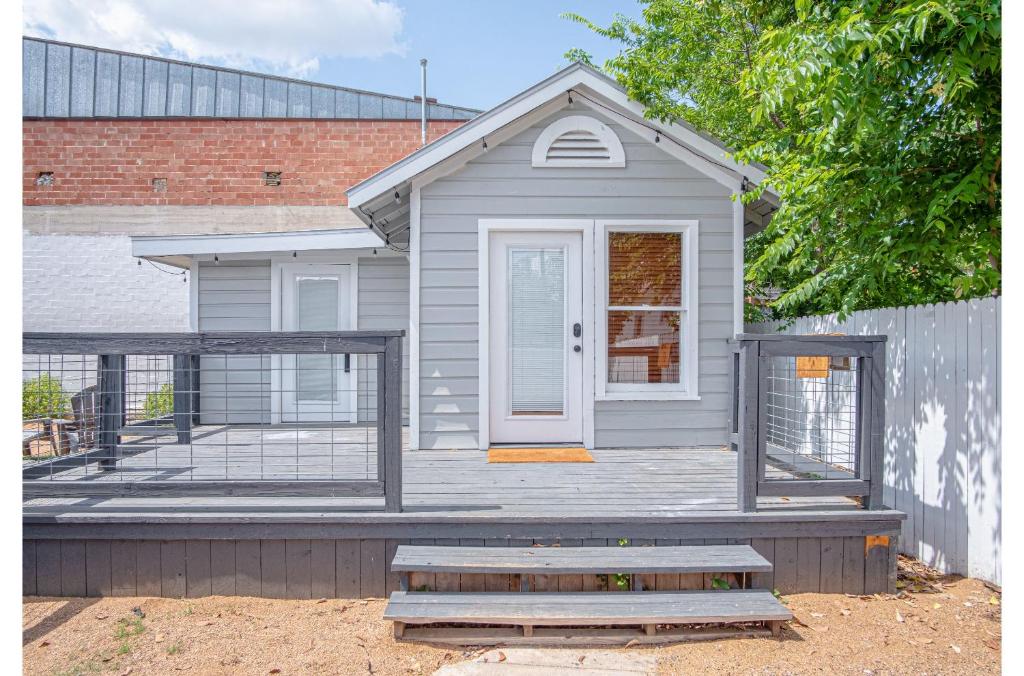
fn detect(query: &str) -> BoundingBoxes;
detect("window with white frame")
[597,222,699,399]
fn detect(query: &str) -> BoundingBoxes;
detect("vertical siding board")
[842,537,866,595]
[185,540,212,598]
[44,43,71,117]
[160,540,186,598]
[235,541,261,597]
[23,39,46,117]
[36,540,62,596]
[384,539,408,594]
[260,540,287,599]
[136,542,162,596]
[359,539,386,598]
[749,538,773,591]
[819,537,844,594]
[85,540,112,597]
[23,540,37,596]
[772,538,798,594]
[210,541,236,596]
[60,541,87,597]
[285,540,312,600]
[111,541,137,597]
[69,47,96,116]
[796,538,821,593]
[310,540,336,598]
[864,538,889,594]
[335,540,361,598]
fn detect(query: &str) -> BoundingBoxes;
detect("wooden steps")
[391,544,772,576]
[385,545,792,645]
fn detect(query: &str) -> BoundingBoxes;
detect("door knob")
[573,323,582,337]
[573,345,582,353]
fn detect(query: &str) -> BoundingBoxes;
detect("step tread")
[384,590,793,625]
[391,544,772,574]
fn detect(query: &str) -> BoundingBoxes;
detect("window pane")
[607,310,680,384]
[296,277,338,401]
[608,232,682,306]
[508,247,565,415]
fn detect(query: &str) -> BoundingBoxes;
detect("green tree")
[23,374,70,419]
[566,0,1000,319]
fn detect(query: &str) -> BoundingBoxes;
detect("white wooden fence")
[750,297,1002,585]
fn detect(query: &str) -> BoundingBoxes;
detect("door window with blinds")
[507,247,566,416]
[598,222,699,399]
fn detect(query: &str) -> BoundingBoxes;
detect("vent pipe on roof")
[420,58,428,146]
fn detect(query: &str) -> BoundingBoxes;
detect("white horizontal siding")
[417,105,736,449]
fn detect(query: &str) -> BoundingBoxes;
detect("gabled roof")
[346,62,777,244]
[23,36,481,120]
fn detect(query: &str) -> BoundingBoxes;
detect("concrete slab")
[433,648,657,676]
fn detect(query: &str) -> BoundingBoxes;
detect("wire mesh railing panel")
[763,355,859,481]
[24,351,380,484]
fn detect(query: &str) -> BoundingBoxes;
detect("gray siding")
[417,106,736,449]
[197,261,272,424]
[358,257,411,422]
[196,256,408,425]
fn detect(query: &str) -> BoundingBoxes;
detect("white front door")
[489,231,584,444]
[281,264,355,422]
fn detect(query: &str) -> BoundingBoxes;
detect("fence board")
[210,541,236,596]
[752,297,1001,585]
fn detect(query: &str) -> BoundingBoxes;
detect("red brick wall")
[23,119,466,206]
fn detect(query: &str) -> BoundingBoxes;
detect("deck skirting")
[23,534,898,599]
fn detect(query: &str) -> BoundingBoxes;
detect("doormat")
[487,447,594,463]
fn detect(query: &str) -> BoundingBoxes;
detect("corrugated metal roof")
[23,36,481,120]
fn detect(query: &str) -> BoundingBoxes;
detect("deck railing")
[730,334,886,512]
[22,331,404,512]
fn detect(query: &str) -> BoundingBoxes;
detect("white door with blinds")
[489,231,584,444]
[281,264,355,423]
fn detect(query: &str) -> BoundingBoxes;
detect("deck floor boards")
[24,426,866,520]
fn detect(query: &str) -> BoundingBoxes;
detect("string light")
[214,254,219,263]
[482,137,488,150]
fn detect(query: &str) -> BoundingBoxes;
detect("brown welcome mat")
[487,447,594,463]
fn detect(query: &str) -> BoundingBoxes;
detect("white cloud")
[23,0,407,78]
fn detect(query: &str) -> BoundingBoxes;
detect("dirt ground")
[23,560,1000,676]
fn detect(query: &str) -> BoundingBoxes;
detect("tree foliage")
[566,0,1000,319]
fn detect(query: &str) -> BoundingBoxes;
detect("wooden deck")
[22,428,906,543]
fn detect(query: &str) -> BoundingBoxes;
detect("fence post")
[736,339,759,512]
[381,335,403,513]
[172,354,193,444]
[97,354,124,471]
[863,339,887,509]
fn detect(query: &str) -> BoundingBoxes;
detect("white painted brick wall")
[23,234,190,332]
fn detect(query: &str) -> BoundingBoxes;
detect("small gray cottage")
[135,62,776,451]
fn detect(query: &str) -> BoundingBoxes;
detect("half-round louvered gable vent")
[531,115,625,168]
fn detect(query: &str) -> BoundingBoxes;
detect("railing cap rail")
[732,333,887,343]
[23,331,405,355]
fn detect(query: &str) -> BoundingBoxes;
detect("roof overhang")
[346,62,778,243]
[131,228,384,268]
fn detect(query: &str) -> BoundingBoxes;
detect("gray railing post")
[385,331,403,512]
[97,354,124,471]
[863,339,887,509]
[380,335,403,512]
[172,354,193,444]
[189,354,201,425]
[736,339,759,512]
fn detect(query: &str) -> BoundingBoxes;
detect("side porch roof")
[345,62,778,245]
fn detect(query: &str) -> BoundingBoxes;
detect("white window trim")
[595,220,700,401]
[531,115,625,168]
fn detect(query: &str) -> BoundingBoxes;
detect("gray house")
[139,63,775,450]
[28,64,903,623]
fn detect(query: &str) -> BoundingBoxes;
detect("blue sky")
[23,0,643,111]
[312,1,642,109]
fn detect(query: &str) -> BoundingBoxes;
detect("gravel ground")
[23,561,1000,676]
